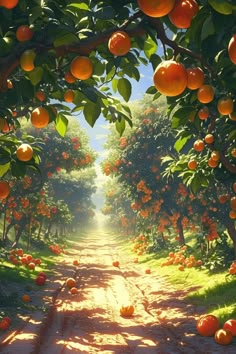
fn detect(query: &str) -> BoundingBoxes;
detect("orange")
[204,133,214,144]
[70,287,78,294]
[231,148,236,158]
[137,0,175,17]
[153,60,187,96]
[168,0,199,29]
[198,106,209,120]
[229,112,236,121]
[35,91,46,102]
[22,294,31,302]
[217,96,234,115]
[0,181,10,199]
[16,25,34,42]
[208,158,218,168]
[16,143,33,162]
[20,49,36,72]
[196,314,220,337]
[228,34,236,64]
[186,67,204,90]
[65,71,76,83]
[70,56,93,80]
[188,159,197,170]
[211,150,220,161]
[7,79,13,89]
[193,139,204,152]
[197,84,214,103]
[64,89,74,103]
[214,329,233,345]
[108,31,131,56]
[65,277,76,288]
[31,107,50,128]
[223,319,236,336]
[0,0,19,9]
[230,196,236,211]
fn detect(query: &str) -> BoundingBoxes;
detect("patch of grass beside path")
[116,234,236,324]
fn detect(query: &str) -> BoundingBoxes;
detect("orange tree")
[0,0,235,216]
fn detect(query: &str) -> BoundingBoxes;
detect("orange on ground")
[197,84,214,103]
[228,34,236,64]
[214,329,233,345]
[168,0,199,29]
[196,314,220,337]
[153,60,187,97]
[186,67,204,90]
[65,277,76,288]
[193,139,204,152]
[16,143,33,162]
[223,319,236,336]
[70,56,93,80]
[64,90,75,103]
[0,0,19,9]
[70,287,78,294]
[137,0,175,17]
[20,49,36,72]
[0,181,10,199]
[204,134,214,144]
[22,294,31,302]
[16,25,34,42]
[108,31,131,56]
[217,96,234,115]
[31,107,50,128]
[120,305,134,317]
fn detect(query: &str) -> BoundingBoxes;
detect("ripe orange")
[16,25,34,42]
[208,158,218,168]
[0,180,10,199]
[20,49,36,72]
[31,107,50,128]
[186,67,204,90]
[197,84,214,103]
[16,143,33,162]
[65,71,76,84]
[217,96,234,115]
[196,314,220,337]
[22,294,31,302]
[228,34,236,64]
[108,31,131,56]
[0,0,19,9]
[64,89,74,103]
[230,196,236,211]
[35,91,46,102]
[70,287,78,294]
[204,133,214,144]
[214,329,233,345]
[193,139,205,152]
[153,60,187,96]
[223,319,236,336]
[168,0,199,29]
[7,79,13,89]
[211,150,220,161]
[231,148,236,158]
[70,56,93,80]
[65,277,76,288]
[198,106,209,120]
[229,112,236,121]
[137,0,175,17]
[188,159,197,170]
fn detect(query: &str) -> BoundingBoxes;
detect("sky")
[76,62,154,213]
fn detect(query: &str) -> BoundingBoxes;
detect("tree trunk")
[226,219,236,259]
[177,218,185,246]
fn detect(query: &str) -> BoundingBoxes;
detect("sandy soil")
[0,226,235,353]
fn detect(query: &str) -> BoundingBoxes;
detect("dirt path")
[1,227,235,353]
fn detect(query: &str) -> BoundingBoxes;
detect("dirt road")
[1,226,235,353]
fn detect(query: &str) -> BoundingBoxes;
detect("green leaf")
[83,102,101,127]
[112,78,118,92]
[94,6,116,19]
[0,162,10,177]
[174,135,192,153]
[190,175,201,194]
[144,36,158,59]
[117,78,132,102]
[201,15,215,41]
[28,67,43,86]
[53,33,79,47]
[171,107,194,129]
[208,0,233,14]
[67,3,89,10]
[29,6,43,24]
[55,114,68,137]
[116,118,126,136]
